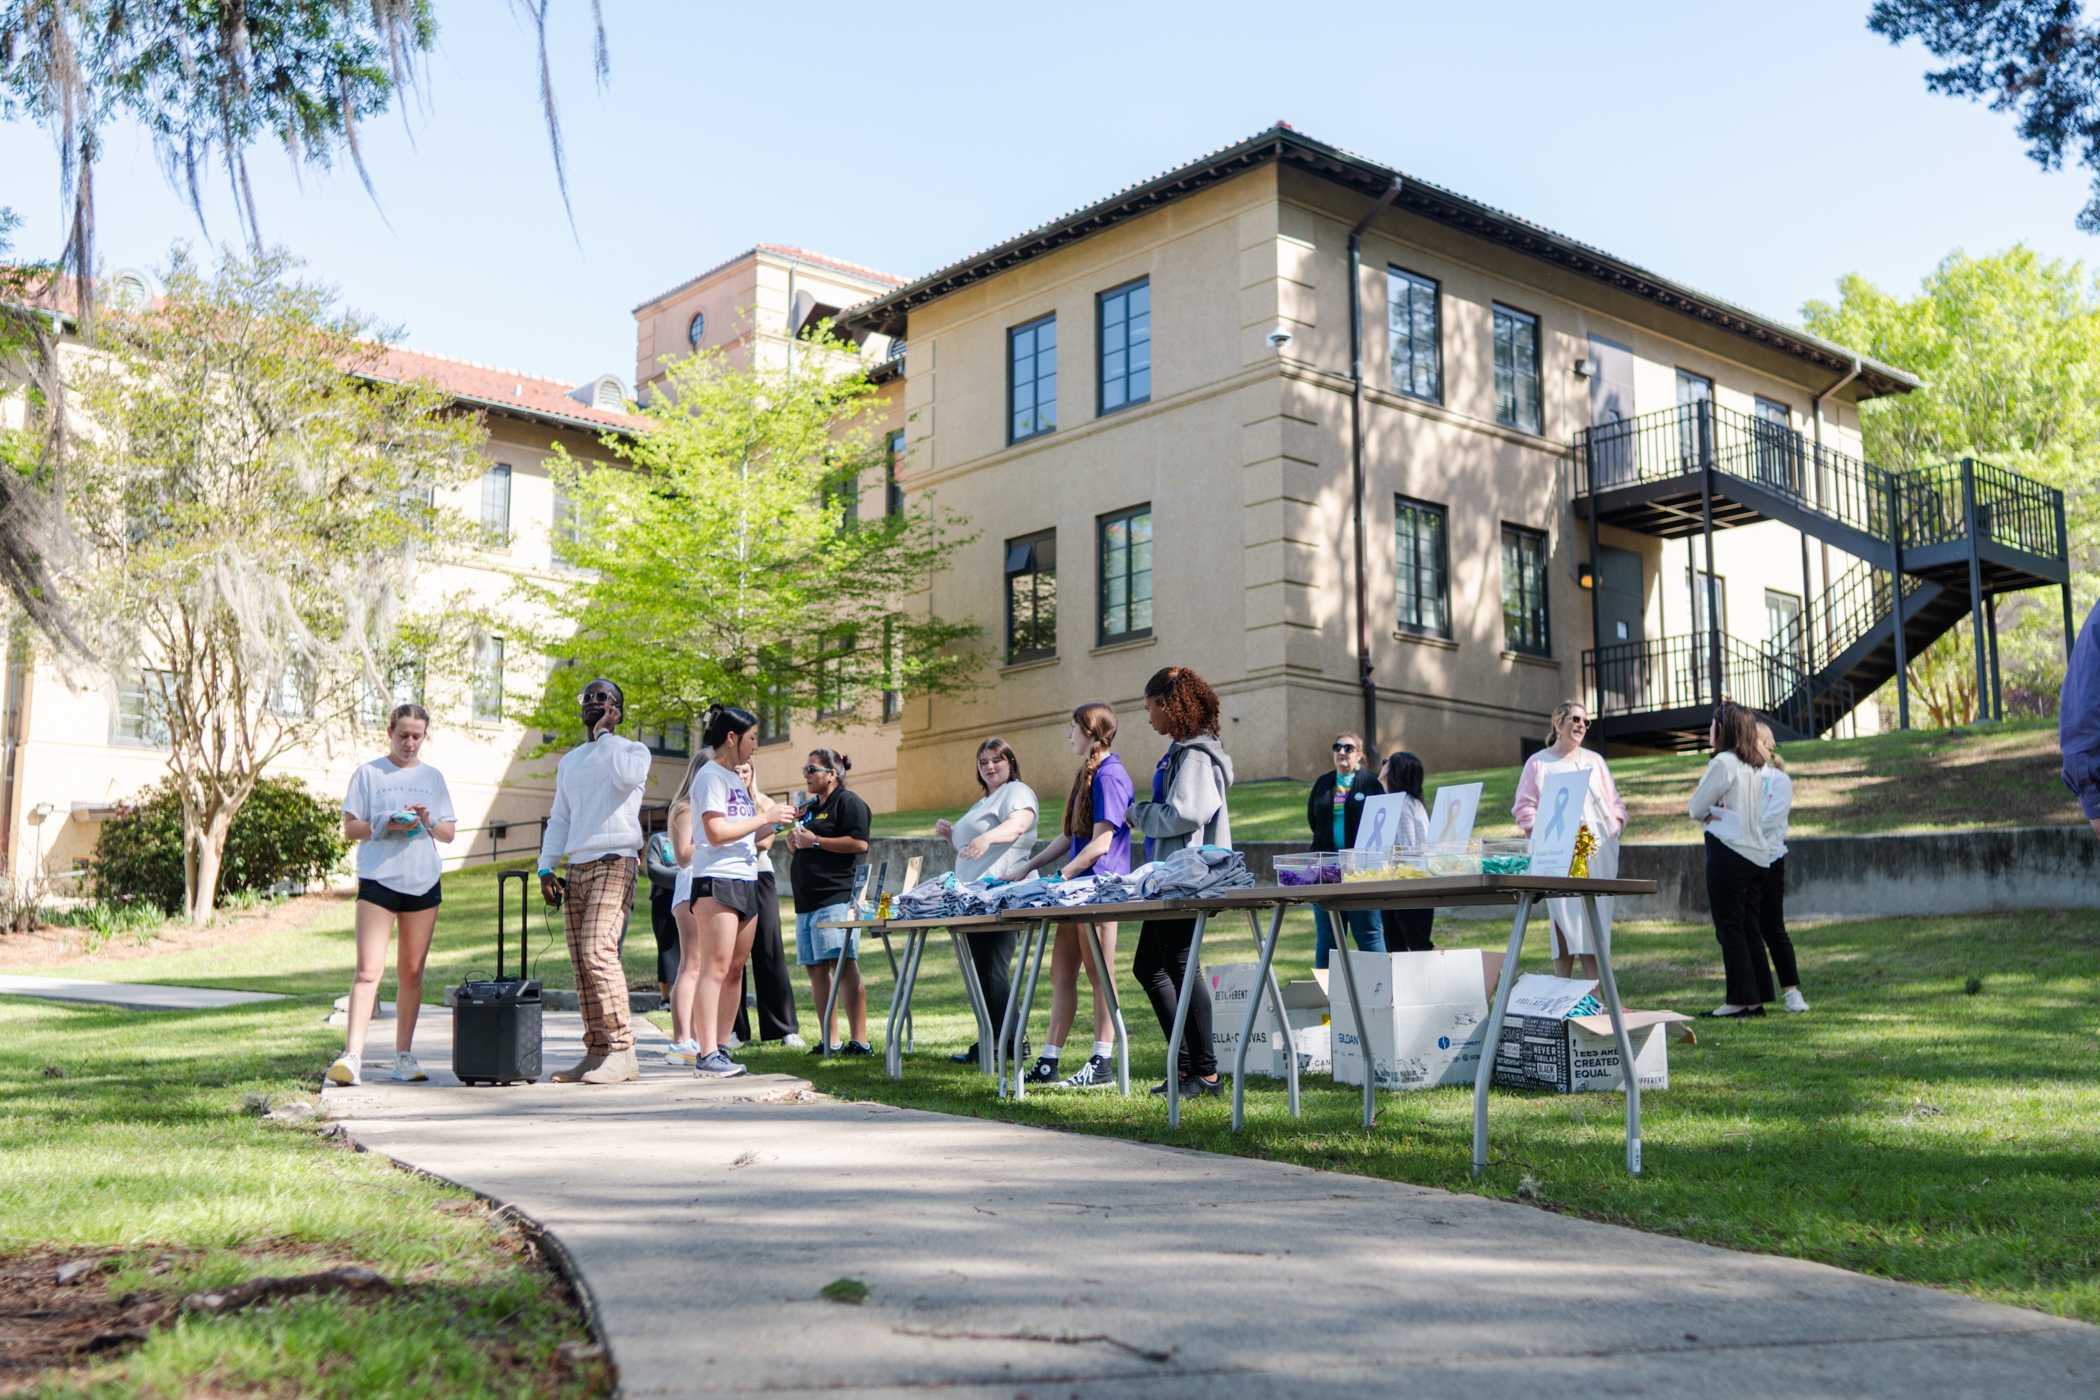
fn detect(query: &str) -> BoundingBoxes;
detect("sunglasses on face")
[1332,743,1357,753]
[803,765,834,776]
[1566,716,1589,727]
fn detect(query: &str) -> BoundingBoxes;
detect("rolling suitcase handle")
[497,869,529,981]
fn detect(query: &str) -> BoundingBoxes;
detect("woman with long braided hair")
[1013,702,1132,1089]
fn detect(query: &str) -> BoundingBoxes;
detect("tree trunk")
[184,803,235,925]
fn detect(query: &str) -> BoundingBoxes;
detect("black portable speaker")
[452,869,543,1085]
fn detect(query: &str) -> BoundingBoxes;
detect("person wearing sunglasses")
[1304,732,1387,970]
[785,747,873,1054]
[1512,699,1627,979]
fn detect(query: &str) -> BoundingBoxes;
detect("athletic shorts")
[687,876,760,919]
[357,878,441,914]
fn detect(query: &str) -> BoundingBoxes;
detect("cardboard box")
[1208,966,1331,1078]
[1490,973,1695,1093]
[1330,949,1506,1091]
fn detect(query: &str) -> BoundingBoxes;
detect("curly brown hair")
[1144,666,1221,741]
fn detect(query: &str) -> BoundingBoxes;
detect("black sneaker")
[1059,1054,1114,1090]
[1151,1074,1221,1097]
[948,1043,980,1064]
[809,1040,836,1055]
[1021,1055,1062,1084]
[842,1040,874,1056]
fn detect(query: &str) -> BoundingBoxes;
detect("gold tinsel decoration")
[1571,822,1597,879]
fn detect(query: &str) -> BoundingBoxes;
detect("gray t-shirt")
[951,780,1039,884]
[343,758,455,896]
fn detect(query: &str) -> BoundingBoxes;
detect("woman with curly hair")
[1128,666,1234,1100]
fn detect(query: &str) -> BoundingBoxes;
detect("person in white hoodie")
[537,678,653,1083]
[1752,722,1808,1014]
[1687,700,1779,1018]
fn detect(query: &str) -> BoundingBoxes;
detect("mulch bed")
[0,1246,187,1381]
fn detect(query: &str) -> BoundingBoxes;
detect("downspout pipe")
[1348,178,1403,762]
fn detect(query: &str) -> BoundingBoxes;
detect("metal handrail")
[1584,629,1818,733]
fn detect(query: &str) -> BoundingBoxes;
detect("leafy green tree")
[1802,244,2100,718]
[1870,2,2100,233]
[43,245,484,921]
[514,338,981,748]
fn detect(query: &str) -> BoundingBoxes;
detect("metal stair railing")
[1585,629,1819,734]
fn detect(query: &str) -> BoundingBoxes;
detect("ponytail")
[808,747,853,787]
[701,703,759,750]
[1063,702,1118,839]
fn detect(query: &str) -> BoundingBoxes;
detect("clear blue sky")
[3,1,2092,385]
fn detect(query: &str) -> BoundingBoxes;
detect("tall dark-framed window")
[881,617,903,722]
[757,650,790,745]
[816,629,857,718]
[1097,278,1151,415]
[1492,304,1541,434]
[1008,314,1057,443]
[638,718,691,758]
[1395,497,1451,638]
[479,463,512,541]
[1500,525,1550,657]
[1386,267,1441,402]
[1004,529,1057,663]
[1097,505,1153,645]
[885,430,905,517]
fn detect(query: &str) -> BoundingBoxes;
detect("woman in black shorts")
[329,704,457,1087]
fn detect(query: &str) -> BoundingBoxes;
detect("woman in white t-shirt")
[933,737,1039,1065]
[657,750,709,1066]
[685,704,796,1079]
[327,704,457,1088]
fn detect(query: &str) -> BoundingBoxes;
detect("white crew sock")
[1092,1041,1113,1059]
[1040,1043,1062,1061]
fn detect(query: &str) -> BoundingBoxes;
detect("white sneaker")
[781,1033,808,1049]
[390,1052,428,1083]
[1782,988,1810,1013]
[326,1055,362,1087]
[724,1033,743,1051]
[662,1040,699,1065]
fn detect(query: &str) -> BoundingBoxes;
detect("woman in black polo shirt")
[785,748,874,1054]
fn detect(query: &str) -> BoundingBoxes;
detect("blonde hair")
[668,750,709,826]
[1547,699,1587,744]
[1755,721,1784,771]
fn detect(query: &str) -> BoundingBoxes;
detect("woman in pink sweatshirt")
[1512,699,1628,978]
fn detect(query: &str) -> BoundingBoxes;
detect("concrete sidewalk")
[0,974,286,1012]
[328,1010,2100,1398]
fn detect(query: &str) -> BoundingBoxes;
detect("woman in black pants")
[1128,666,1234,1099]
[1688,701,1780,1018]
[733,760,803,1045]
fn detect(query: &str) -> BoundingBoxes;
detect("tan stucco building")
[834,126,2021,814]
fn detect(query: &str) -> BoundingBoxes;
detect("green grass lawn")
[0,863,642,1398]
[721,898,2100,1325]
[868,717,2076,843]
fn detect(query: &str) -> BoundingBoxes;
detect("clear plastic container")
[1273,853,1342,886]
[1340,848,1434,882]
[1420,845,1483,877]
[1480,838,1531,876]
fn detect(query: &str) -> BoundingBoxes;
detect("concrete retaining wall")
[819,826,2100,921]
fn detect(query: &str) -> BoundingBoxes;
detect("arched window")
[687,311,706,349]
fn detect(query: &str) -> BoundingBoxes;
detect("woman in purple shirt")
[1014,701,1132,1089]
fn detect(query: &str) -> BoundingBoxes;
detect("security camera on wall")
[1266,326,1294,352]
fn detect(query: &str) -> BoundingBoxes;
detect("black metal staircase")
[1572,402,2072,749]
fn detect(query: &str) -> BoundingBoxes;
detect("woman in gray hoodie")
[1128,665,1234,1098]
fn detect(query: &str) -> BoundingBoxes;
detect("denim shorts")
[795,902,859,966]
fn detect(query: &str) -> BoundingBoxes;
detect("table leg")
[1232,902,1294,1131]
[994,923,1032,1099]
[1471,893,1535,1179]
[1330,923,1375,1130]
[1587,893,1642,1177]
[880,933,904,1076]
[1011,919,1050,1101]
[1164,911,1211,1130]
[885,931,928,1081]
[880,932,909,1052]
[951,931,996,1077]
[1082,922,1130,1097]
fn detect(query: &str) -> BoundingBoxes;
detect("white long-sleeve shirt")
[1760,766,1794,862]
[537,734,652,870]
[1689,750,1777,868]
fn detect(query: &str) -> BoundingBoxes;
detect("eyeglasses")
[1332,742,1357,753]
[802,765,834,776]
[1566,716,1589,727]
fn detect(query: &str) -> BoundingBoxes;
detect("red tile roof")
[362,345,646,434]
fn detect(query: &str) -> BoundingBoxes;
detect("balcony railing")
[1585,629,1824,734]
[1900,458,2064,560]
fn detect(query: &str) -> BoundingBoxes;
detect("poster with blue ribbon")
[1527,768,1590,877]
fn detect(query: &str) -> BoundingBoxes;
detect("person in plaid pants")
[537,678,652,1084]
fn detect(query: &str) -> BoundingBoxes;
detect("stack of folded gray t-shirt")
[1135,845,1254,900]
